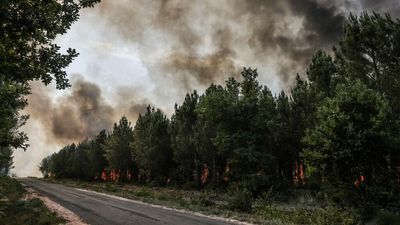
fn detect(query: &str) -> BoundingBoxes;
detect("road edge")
[24,186,89,225]
[76,188,253,225]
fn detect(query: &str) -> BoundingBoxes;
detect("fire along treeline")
[40,13,400,193]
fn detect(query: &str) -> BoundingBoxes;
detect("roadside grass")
[0,176,65,225]
[38,178,400,225]
[375,211,400,225]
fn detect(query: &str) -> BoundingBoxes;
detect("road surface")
[20,179,238,225]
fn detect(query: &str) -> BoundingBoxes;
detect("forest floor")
[0,176,65,225]
[36,178,400,225]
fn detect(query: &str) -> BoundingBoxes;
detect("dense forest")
[39,13,400,212]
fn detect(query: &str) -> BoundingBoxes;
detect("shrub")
[255,204,362,225]
[197,195,215,207]
[135,187,152,197]
[376,211,400,225]
[227,188,253,212]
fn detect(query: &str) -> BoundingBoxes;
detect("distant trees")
[41,12,400,203]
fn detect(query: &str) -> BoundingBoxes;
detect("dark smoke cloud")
[93,0,400,89]
[114,86,150,120]
[27,78,149,144]
[51,80,113,141]
[91,0,348,88]
[159,27,239,89]
[244,0,345,82]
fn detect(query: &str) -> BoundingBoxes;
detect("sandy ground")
[24,187,88,225]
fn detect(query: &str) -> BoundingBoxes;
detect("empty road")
[20,179,238,225]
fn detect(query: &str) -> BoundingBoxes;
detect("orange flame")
[94,172,99,180]
[127,169,132,181]
[354,175,366,189]
[101,169,107,181]
[293,161,305,186]
[109,169,120,182]
[200,164,209,185]
[223,164,230,182]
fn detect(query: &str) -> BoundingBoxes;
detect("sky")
[12,0,400,177]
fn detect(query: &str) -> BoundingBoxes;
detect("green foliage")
[133,107,172,182]
[0,199,65,225]
[255,204,362,225]
[0,0,100,88]
[302,80,394,183]
[227,186,253,213]
[0,82,29,174]
[0,176,24,202]
[0,177,64,225]
[0,82,29,151]
[39,136,109,180]
[194,82,237,186]
[0,147,14,175]
[135,187,152,198]
[0,0,100,174]
[87,130,108,179]
[336,13,400,108]
[106,116,134,178]
[376,211,400,225]
[169,91,199,184]
[307,50,336,96]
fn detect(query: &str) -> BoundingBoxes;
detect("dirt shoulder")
[24,186,88,225]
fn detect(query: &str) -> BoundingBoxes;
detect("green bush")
[197,195,215,207]
[182,181,199,190]
[149,177,167,187]
[0,176,25,201]
[0,177,64,225]
[135,187,152,197]
[255,204,362,225]
[376,211,400,225]
[227,188,253,213]
[104,183,117,192]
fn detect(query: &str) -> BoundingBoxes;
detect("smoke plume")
[93,0,347,88]
[27,78,148,145]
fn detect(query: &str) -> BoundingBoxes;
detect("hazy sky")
[12,0,400,177]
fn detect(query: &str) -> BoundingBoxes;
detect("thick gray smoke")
[27,78,148,144]
[95,0,347,87]
[94,0,400,87]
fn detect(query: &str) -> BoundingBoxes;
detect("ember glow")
[293,162,305,186]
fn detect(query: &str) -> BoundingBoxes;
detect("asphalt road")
[20,178,237,225]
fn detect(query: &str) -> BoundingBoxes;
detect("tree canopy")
[0,0,100,173]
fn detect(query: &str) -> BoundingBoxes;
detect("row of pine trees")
[40,13,400,196]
